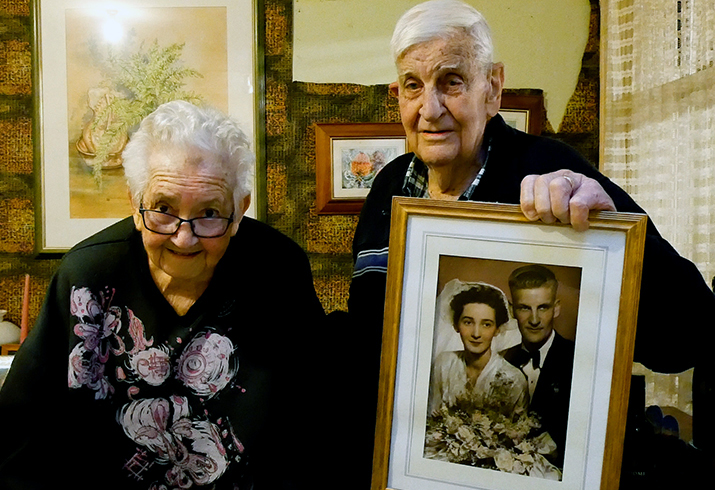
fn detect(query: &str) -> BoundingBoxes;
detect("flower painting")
[315,123,407,214]
[36,1,256,252]
[341,146,394,190]
[65,7,228,219]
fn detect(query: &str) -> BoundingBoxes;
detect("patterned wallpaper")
[0,1,59,331]
[0,0,600,330]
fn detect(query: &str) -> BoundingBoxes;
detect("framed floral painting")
[32,0,261,253]
[315,122,407,214]
[372,198,647,490]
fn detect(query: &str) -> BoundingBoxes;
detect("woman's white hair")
[390,0,494,74]
[122,100,255,214]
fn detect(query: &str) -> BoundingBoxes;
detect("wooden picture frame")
[372,198,647,490]
[315,122,407,215]
[32,0,263,253]
[500,93,544,135]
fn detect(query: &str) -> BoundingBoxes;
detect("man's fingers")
[520,171,616,231]
[520,174,539,220]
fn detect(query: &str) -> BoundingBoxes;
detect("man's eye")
[203,209,219,218]
[157,205,170,213]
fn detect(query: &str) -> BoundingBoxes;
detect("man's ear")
[553,298,561,319]
[389,81,400,98]
[485,62,505,118]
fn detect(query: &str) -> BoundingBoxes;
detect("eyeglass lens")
[142,210,231,238]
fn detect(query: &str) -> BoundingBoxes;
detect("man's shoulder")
[500,344,524,365]
[369,153,413,196]
[543,332,575,369]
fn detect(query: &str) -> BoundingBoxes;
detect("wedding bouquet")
[424,402,562,480]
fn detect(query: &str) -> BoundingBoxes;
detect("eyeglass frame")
[138,203,235,238]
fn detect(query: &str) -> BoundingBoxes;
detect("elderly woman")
[0,101,325,489]
[427,283,527,416]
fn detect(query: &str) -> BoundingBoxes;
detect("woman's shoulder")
[60,217,139,273]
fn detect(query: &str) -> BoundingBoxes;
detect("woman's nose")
[171,221,199,247]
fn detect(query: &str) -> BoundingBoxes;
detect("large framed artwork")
[315,122,407,215]
[32,0,262,253]
[372,198,647,490]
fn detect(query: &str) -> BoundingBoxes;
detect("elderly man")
[501,264,574,467]
[342,0,715,486]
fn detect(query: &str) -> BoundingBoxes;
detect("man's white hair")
[390,0,494,74]
[122,100,254,214]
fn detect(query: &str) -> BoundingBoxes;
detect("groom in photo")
[501,264,575,466]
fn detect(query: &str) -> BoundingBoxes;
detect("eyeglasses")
[139,205,234,238]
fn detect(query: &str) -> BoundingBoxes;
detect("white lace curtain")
[602,0,715,285]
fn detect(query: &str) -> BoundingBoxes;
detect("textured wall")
[0,1,60,331]
[0,0,600,329]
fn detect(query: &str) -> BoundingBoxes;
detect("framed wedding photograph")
[372,198,647,490]
[315,122,407,214]
[499,93,544,135]
[32,0,261,253]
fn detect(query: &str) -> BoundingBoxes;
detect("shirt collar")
[521,329,556,369]
[401,134,493,200]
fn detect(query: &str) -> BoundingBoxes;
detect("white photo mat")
[34,0,257,252]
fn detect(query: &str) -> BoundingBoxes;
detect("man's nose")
[419,87,444,121]
[529,310,540,325]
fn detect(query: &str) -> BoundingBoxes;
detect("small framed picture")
[372,198,647,490]
[500,94,544,135]
[315,123,407,214]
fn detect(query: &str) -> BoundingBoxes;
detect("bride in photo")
[428,281,528,415]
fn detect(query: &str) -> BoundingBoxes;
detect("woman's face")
[455,302,498,357]
[132,145,245,285]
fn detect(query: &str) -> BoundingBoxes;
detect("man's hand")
[520,170,616,232]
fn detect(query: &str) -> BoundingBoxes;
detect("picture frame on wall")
[500,93,544,135]
[315,122,407,215]
[372,198,647,490]
[32,0,262,253]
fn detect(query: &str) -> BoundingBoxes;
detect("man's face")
[511,286,560,350]
[389,33,503,170]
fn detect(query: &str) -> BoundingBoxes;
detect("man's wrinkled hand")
[520,170,616,232]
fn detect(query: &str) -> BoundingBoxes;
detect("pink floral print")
[176,332,237,398]
[119,397,229,486]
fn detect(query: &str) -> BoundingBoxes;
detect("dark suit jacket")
[502,332,575,464]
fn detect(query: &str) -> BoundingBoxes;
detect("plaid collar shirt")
[401,136,493,200]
